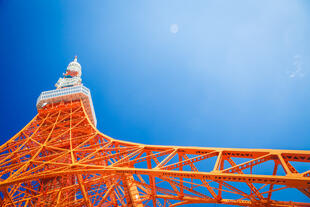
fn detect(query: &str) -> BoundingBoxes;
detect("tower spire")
[55,56,82,89]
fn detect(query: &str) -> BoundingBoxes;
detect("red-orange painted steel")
[0,100,309,206]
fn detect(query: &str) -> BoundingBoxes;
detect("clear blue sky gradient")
[0,0,309,205]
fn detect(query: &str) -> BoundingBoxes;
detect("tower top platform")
[36,57,97,127]
[36,85,97,126]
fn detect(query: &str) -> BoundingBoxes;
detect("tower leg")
[124,175,143,207]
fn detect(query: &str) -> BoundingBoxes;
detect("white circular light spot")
[170,24,179,34]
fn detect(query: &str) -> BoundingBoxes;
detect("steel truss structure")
[0,100,309,207]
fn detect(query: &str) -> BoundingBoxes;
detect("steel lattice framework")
[0,99,309,207]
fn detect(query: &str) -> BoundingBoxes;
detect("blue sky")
[0,0,309,205]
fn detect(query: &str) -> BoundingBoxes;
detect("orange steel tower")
[0,57,309,207]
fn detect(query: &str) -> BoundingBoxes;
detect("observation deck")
[36,85,97,127]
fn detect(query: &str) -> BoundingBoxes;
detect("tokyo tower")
[0,57,309,207]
